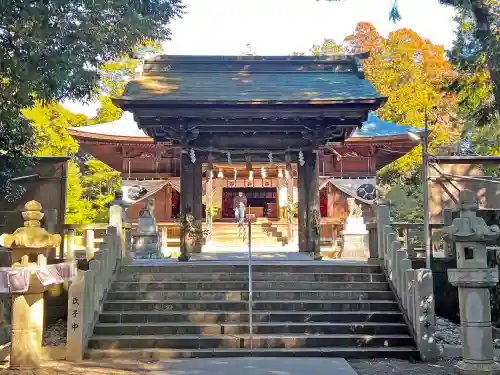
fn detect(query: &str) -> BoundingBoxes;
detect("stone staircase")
[210,221,289,248]
[86,262,418,360]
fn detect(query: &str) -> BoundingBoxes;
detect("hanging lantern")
[218,169,224,178]
[278,168,284,178]
[261,167,267,179]
[249,170,254,181]
[234,168,238,180]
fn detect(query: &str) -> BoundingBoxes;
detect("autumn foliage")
[343,22,460,175]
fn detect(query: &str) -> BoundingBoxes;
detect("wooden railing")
[376,202,438,361]
[66,205,132,361]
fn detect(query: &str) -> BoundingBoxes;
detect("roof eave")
[68,128,153,143]
[113,96,387,109]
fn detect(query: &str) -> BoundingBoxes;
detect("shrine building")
[69,55,423,254]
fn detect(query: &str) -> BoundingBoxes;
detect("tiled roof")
[117,55,383,102]
[69,112,149,138]
[70,111,421,140]
[353,112,423,137]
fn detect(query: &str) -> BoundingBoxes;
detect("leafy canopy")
[0,0,184,200]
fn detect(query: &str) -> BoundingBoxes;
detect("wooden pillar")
[180,151,193,216]
[192,159,203,253]
[306,150,321,255]
[165,184,172,221]
[180,150,193,259]
[327,183,335,218]
[298,157,308,252]
[286,175,294,242]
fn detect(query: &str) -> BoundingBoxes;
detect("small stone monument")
[442,189,500,375]
[342,197,368,259]
[132,199,163,259]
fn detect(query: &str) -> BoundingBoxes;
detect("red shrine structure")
[69,55,423,255]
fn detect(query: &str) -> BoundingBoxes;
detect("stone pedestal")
[342,216,369,259]
[342,233,369,259]
[132,202,163,259]
[132,233,162,259]
[442,190,500,375]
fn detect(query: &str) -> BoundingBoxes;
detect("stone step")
[116,272,385,283]
[93,322,410,336]
[105,290,396,301]
[110,281,390,291]
[119,264,381,275]
[85,346,419,360]
[102,300,399,312]
[98,311,405,324]
[88,333,415,350]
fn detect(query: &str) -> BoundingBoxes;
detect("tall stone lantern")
[442,190,500,375]
[0,200,63,370]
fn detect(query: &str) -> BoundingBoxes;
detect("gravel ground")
[43,319,67,347]
[435,316,500,348]
[349,359,458,375]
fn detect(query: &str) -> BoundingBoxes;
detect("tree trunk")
[469,0,500,111]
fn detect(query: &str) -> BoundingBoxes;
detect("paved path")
[133,251,370,263]
[160,358,359,375]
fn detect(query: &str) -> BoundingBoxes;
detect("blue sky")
[64,0,457,116]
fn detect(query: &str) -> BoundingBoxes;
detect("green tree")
[23,103,87,157]
[0,0,184,199]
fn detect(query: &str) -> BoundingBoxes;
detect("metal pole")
[422,108,431,269]
[247,216,253,351]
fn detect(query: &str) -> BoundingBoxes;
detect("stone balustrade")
[66,205,131,361]
[376,201,439,361]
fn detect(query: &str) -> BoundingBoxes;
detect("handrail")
[247,216,253,351]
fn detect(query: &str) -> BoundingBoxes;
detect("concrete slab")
[159,357,359,375]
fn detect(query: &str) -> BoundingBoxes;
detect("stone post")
[376,201,390,261]
[43,209,58,261]
[109,205,129,264]
[442,189,500,375]
[0,201,61,370]
[84,229,95,260]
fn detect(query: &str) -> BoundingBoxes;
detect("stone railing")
[60,222,132,261]
[66,205,131,361]
[376,201,439,361]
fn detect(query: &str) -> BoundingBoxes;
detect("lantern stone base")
[456,360,500,375]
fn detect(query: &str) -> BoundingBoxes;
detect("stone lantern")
[442,190,500,375]
[0,200,63,370]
